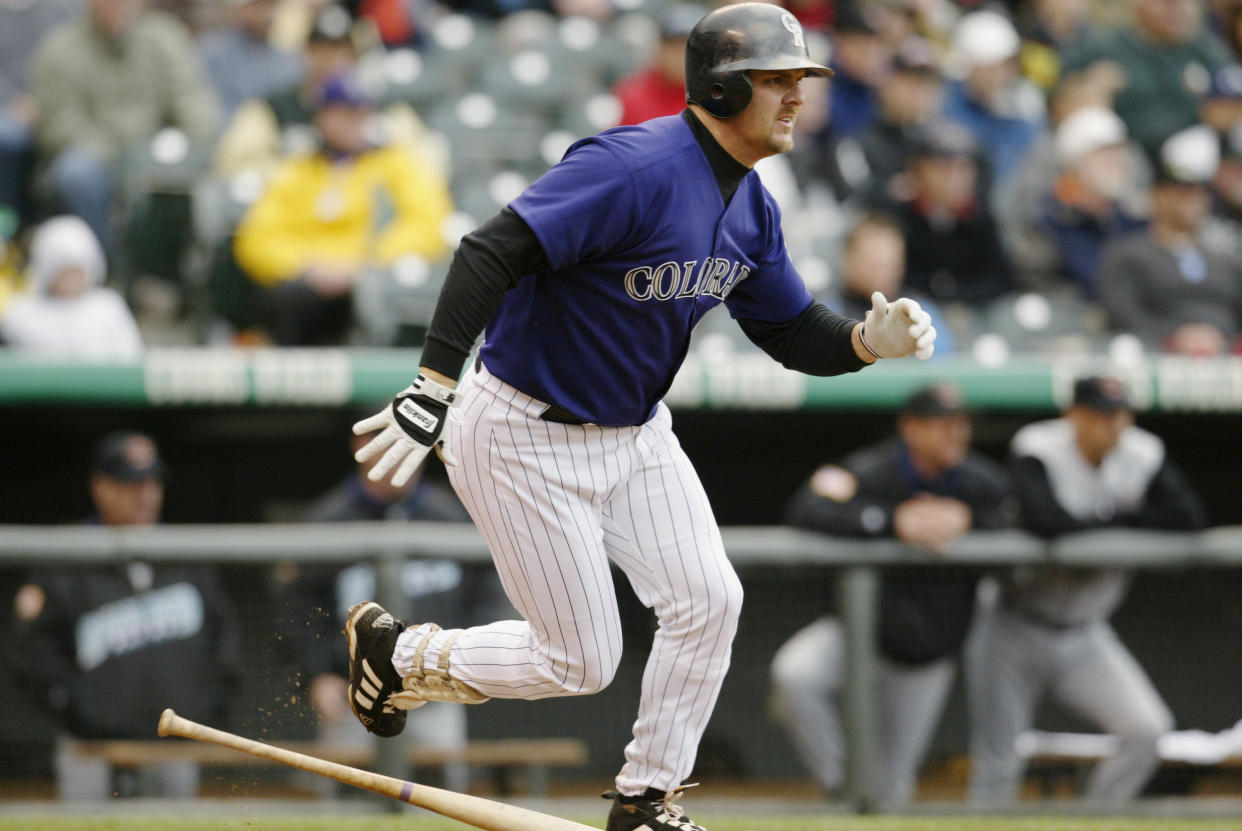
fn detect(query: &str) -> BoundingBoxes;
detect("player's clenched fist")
[353,374,460,486]
[860,291,937,360]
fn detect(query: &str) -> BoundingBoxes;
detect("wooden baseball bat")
[157,708,597,831]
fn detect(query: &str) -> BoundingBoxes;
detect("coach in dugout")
[966,375,1207,805]
[7,431,240,800]
[770,383,1013,805]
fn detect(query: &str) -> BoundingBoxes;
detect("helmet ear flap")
[697,70,753,118]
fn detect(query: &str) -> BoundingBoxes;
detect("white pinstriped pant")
[392,364,744,795]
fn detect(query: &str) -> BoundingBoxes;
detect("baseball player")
[966,376,1206,806]
[340,6,935,830]
[771,384,1012,805]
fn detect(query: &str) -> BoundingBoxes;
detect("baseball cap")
[1055,106,1127,168]
[836,4,880,36]
[1072,376,1129,412]
[1155,124,1220,184]
[952,9,1019,68]
[309,4,354,44]
[315,73,371,110]
[91,431,166,482]
[900,383,967,417]
[1208,64,1242,100]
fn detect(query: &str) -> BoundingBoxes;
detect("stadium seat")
[477,47,583,113]
[352,255,451,346]
[417,13,497,90]
[981,290,1106,354]
[558,93,623,140]
[450,169,534,228]
[380,48,467,112]
[427,94,548,177]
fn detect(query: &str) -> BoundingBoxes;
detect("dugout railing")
[2,523,1240,810]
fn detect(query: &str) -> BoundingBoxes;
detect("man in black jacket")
[8,431,240,799]
[770,383,1012,804]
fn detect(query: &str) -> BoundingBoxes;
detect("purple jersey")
[479,115,813,426]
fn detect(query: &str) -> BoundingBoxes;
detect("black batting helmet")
[685,3,833,119]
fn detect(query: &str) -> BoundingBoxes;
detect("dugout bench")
[1015,730,1242,799]
[63,736,589,797]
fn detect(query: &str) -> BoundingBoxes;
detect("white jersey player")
[966,375,1205,805]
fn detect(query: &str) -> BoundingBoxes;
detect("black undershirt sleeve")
[419,207,549,379]
[737,302,868,376]
[1118,458,1207,531]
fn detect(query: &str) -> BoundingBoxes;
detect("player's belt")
[540,404,589,425]
[473,355,590,424]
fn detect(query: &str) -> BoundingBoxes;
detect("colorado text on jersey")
[623,258,752,302]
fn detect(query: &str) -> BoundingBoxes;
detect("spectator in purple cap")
[233,72,452,345]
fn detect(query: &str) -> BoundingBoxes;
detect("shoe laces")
[660,783,698,822]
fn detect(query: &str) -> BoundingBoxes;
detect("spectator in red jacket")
[612,4,706,126]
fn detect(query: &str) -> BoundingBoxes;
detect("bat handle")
[158,707,178,737]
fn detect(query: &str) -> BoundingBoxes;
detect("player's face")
[1069,406,1133,464]
[88,0,141,38]
[90,474,164,527]
[844,225,905,297]
[732,69,808,163]
[1152,181,1210,233]
[315,104,371,156]
[900,413,972,476]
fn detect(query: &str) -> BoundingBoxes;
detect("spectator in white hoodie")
[0,215,143,359]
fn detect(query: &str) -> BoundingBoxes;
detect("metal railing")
[2,523,1240,809]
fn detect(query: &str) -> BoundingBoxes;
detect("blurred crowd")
[0,0,1241,357]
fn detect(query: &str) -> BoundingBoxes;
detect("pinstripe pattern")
[392,364,742,795]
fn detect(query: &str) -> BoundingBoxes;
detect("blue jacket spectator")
[1037,106,1148,297]
[0,0,76,234]
[942,10,1045,187]
[826,5,891,137]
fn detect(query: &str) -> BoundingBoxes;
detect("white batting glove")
[859,291,937,360]
[353,375,460,487]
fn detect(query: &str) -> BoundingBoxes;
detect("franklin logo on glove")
[396,399,440,434]
[353,373,460,487]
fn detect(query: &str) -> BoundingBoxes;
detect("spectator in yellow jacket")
[233,73,451,345]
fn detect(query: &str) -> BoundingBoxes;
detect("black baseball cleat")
[603,785,707,831]
[343,601,410,737]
